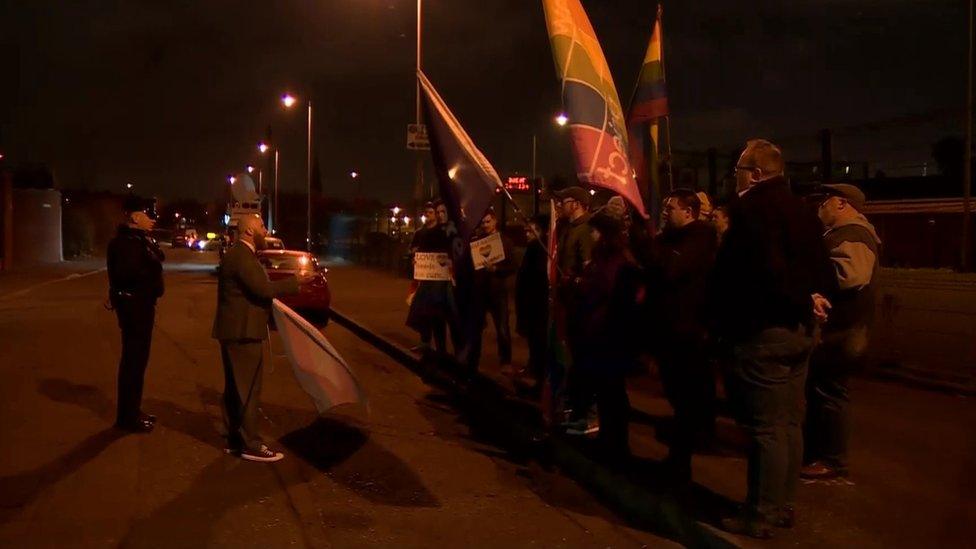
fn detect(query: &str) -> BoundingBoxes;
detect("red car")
[257,249,331,324]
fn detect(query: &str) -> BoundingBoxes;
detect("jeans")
[804,326,867,474]
[728,326,812,519]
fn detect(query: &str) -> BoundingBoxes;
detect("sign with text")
[413,252,451,281]
[470,232,506,270]
[406,123,430,150]
[504,176,532,193]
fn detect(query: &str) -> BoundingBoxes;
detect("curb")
[331,307,741,549]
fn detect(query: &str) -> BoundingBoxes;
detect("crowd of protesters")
[404,138,881,539]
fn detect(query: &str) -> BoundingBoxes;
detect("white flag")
[272,299,367,414]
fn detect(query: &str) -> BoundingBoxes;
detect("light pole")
[964,0,974,270]
[414,0,427,206]
[282,93,313,251]
[258,141,276,232]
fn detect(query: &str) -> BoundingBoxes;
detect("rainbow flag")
[627,5,669,229]
[542,0,647,218]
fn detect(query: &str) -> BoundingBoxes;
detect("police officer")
[107,197,164,433]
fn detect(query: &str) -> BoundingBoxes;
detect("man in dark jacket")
[213,214,309,462]
[710,139,835,538]
[515,215,549,392]
[464,209,515,374]
[649,189,718,482]
[107,198,165,433]
[803,184,881,481]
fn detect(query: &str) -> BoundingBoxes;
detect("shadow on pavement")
[0,427,124,525]
[279,418,440,508]
[36,378,439,533]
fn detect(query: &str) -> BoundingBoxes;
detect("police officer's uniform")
[107,203,164,432]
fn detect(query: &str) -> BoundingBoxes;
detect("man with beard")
[213,214,311,462]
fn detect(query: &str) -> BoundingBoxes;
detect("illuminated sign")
[504,176,531,193]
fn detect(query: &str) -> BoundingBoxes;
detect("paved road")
[324,263,976,549]
[0,250,674,548]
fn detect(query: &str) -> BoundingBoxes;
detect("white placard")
[470,232,505,270]
[414,252,452,281]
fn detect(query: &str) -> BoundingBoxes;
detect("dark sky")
[1,0,969,203]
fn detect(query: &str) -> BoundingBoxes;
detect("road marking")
[0,268,106,301]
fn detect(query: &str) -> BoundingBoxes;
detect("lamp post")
[258,141,277,232]
[282,93,313,251]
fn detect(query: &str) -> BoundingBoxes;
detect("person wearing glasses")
[803,184,881,483]
[552,186,599,436]
[709,139,835,538]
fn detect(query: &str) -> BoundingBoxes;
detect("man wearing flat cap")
[803,183,881,482]
[107,196,164,433]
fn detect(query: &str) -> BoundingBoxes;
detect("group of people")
[404,138,881,538]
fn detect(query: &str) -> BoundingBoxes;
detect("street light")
[125,182,134,191]
[258,141,279,233]
[281,91,313,251]
[350,171,358,179]
[555,113,569,126]
[228,175,236,184]
[392,206,402,216]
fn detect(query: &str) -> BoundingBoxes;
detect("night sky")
[1,0,969,203]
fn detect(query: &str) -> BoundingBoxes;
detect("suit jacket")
[212,242,300,341]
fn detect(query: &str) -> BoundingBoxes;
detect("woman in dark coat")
[515,215,549,393]
[568,209,645,461]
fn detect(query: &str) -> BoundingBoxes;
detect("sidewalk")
[325,263,976,548]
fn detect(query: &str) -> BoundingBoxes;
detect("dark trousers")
[804,327,865,474]
[465,287,512,371]
[419,319,448,352]
[220,340,265,452]
[595,372,630,458]
[658,337,717,466]
[525,327,547,383]
[728,327,812,520]
[114,299,155,426]
[569,359,631,455]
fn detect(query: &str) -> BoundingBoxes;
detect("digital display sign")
[504,176,532,193]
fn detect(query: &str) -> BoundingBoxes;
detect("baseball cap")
[821,184,866,211]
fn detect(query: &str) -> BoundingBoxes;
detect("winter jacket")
[649,219,717,342]
[709,177,836,341]
[569,250,645,369]
[823,214,881,333]
[516,239,549,337]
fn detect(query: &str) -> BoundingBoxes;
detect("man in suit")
[213,214,311,462]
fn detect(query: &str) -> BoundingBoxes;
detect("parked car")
[264,237,285,250]
[172,228,198,248]
[257,249,331,325]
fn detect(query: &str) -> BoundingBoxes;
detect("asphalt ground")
[323,262,976,549]
[0,249,676,548]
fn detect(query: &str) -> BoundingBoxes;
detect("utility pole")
[963,0,974,270]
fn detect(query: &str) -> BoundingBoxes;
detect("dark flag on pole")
[418,70,502,242]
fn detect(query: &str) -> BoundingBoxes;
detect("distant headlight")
[196,240,207,250]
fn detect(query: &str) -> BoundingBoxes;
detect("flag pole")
[657,3,675,192]
[495,181,564,278]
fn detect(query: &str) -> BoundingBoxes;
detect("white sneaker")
[241,445,284,462]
